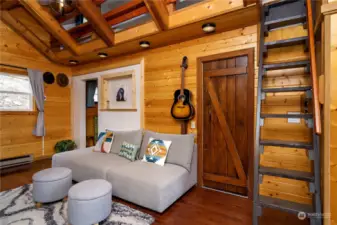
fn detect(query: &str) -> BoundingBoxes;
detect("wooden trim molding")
[0,111,38,116]
[100,108,137,112]
[100,70,137,111]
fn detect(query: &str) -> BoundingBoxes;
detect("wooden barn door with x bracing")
[197,49,255,197]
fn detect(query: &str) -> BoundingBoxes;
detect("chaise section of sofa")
[106,145,197,213]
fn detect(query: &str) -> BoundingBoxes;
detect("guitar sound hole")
[178,95,186,101]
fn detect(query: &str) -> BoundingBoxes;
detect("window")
[0,72,34,111]
[94,87,98,103]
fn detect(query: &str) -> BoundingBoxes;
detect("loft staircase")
[253,0,322,224]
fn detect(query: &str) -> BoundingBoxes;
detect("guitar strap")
[181,121,188,134]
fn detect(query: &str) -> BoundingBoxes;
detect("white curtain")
[28,69,45,136]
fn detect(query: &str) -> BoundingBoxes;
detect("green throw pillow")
[119,141,139,161]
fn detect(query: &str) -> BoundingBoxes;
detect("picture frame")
[100,70,137,111]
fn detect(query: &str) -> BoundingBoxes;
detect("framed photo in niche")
[100,70,137,111]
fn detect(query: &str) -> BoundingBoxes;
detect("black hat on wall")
[43,72,55,84]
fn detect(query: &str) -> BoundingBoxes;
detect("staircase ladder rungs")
[263,60,310,71]
[259,166,314,182]
[261,86,311,93]
[260,113,312,119]
[265,36,308,50]
[264,14,307,31]
[265,0,301,8]
[260,140,312,149]
[259,196,313,215]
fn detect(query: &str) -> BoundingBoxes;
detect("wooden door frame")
[197,48,255,199]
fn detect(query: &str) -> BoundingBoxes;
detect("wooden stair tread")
[264,36,308,49]
[261,86,311,93]
[259,196,313,214]
[263,60,310,71]
[259,166,314,182]
[264,14,306,31]
[260,113,312,119]
[260,140,312,149]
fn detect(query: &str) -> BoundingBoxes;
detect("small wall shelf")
[100,70,136,111]
[100,108,137,112]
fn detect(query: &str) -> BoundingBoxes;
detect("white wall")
[72,64,142,149]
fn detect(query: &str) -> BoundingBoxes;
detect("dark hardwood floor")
[0,159,309,225]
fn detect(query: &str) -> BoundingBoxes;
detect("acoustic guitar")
[171,56,195,121]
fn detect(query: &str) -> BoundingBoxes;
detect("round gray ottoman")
[68,179,112,225]
[33,167,72,205]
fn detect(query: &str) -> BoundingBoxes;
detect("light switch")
[191,121,196,129]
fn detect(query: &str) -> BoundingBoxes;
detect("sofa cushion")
[139,130,195,171]
[52,148,130,181]
[107,129,143,154]
[106,161,190,213]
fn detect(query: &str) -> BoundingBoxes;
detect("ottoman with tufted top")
[68,179,112,225]
[32,167,72,206]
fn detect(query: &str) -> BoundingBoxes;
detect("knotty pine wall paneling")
[72,24,314,205]
[329,12,337,225]
[0,21,72,160]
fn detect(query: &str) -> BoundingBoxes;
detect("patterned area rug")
[0,184,155,225]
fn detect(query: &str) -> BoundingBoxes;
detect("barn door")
[197,49,254,197]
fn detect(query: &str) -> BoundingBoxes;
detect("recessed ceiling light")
[69,60,79,65]
[98,52,108,58]
[202,23,216,33]
[139,41,150,48]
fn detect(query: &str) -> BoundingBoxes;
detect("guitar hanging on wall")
[171,56,195,124]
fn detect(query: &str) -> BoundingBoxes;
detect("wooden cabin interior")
[0,0,336,225]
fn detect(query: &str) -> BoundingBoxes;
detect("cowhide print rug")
[0,184,155,225]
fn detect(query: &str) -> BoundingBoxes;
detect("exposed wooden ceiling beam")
[52,0,147,46]
[75,0,115,46]
[54,0,250,61]
[104,0,144,21]
[0,0,20,10]
[107,6,148,27]
[19,0,80,55]
[0,10,57,62]
[143,0,169,30]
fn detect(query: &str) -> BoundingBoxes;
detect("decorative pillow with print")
[142,138,171,166]
[118,141,139,161]
[93,131,114,153]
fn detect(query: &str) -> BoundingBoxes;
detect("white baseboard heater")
[0,155,33,170]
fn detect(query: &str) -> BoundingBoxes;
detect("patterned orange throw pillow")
[142,138,171,166]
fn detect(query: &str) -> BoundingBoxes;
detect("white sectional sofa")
[52,130,197,213]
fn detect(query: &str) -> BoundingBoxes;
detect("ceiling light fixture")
[69,60,79,65]
[202,23,216,33]
[139,41,150,48]
[39,0,75,16]
[98,52,108,58]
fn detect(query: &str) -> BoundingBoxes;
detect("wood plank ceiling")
[0,0,259,66]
